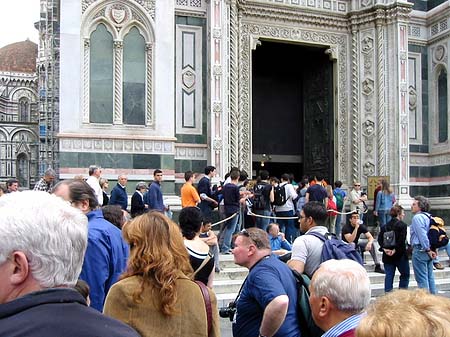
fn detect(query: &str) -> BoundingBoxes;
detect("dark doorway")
[252,41,334,182]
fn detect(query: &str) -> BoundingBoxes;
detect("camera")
[219,301,236,321]
[361,191,367,197]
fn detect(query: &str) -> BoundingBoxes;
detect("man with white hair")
[86,165,103,205]
[309,259,371,337]
[0,191,139,336]
[33,168,56,192]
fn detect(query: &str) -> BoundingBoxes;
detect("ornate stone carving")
[376,24,386,175]
[113,41,123,124]
[146,43,154,126]
[362,78,374,96]
[361,36,374,53]
[229,2,239,167]
[363,161,375,177]
[434,44,446,63]
[82,38,90,123]
[233,21,348,175]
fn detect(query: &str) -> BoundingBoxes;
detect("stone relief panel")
[408,54,422,144]
[175,25,203,135]
[60,137,174,154]
[255,0,348,14]
[175,144,208,160]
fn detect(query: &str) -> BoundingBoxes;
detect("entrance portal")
[252,41,334,182]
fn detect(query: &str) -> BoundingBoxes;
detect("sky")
[0,0,40,48]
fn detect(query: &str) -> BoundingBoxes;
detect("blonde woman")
[104,212,220,337]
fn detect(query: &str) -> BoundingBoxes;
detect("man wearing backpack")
[410,195,437,294]
[274,173,298,243]
[252,170,274,232]
[309,259,370,337]
[288,201,329,278]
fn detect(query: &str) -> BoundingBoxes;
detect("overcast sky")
[0,0,40,48]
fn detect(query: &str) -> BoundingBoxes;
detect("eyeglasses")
[354,184,361,187]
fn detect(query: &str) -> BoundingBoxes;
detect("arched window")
[17,153,29,188]
[123,27,146,125]
[19,98,30,122]
[438,68,448,143]
[89,23,114,124]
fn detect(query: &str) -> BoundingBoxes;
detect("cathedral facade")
[43,0,449,210]
[0,40,39,189]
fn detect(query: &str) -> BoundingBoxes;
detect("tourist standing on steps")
[378,204,410,292]
[410,195,437,294]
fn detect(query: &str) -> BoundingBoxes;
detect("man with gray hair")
[33,168,56,192]
[0,191,139,336]
[53,180,129,312]
[86,165,103,205]
[309,259,371,337]
[410,195,437,294]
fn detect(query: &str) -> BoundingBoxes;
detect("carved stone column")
[145,42,154,126]
[228,0,240,170]
[350,24,360,183]
[113,40,123,125]
[209,0,228,176]
[82,38,90,123]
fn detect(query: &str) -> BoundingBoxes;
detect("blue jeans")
[378,210,391,228]
[220,213,240,253]
[434,243,450,263]
[412,247,436,294]
[255,209,272,232]
[384,255,410,292]
[275,210,298,243]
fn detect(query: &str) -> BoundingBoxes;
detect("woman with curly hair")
[103,211,220,337]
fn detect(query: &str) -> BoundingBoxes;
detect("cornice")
[240,1,349,31]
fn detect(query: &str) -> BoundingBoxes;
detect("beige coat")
[104,275,220,337]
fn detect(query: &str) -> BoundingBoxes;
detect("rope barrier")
[210,205,368,227]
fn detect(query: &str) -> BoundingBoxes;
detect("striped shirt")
[322,313,363,337]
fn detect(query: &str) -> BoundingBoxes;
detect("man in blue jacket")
[109,174,128,210]
[144,169,168,212]
[53,179,129,311]
[0,190,138,336]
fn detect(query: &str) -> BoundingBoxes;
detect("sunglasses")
[354,184,361,187]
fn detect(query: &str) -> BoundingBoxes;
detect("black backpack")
[291,270,324,337]
[273,184,287,206]
[252,183,267,210]
[382,220,398,249]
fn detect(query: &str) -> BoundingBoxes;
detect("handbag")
[195,280,213,337]
[383,220,398,249]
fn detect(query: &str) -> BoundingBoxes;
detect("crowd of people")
[1,167,450,337]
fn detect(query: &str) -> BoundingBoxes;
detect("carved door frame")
[231,21,350,182]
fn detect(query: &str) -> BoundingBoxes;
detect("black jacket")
[378,218,408,264]
[0,288,139,337]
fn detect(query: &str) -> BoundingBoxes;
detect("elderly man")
[86,165,103,205]
[33,168,56,192]
[309,259,371,337]
[232,228,300,337]
[410,195,437,294]
[109,174,128,210]
[0,191,138,336]
[53,180,129,311]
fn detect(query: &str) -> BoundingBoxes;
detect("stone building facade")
[0,40,39,188]
[41,0,449,210]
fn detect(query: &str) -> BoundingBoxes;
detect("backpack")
[327,198,338,217]
[334,190,344,211]
[427,215,449,249]
[291,270,324,337]
[295,188,307,213]
[273,184,287,206]
[252,183,268,211]
[307,232,364,265]
[382,220,398,249]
